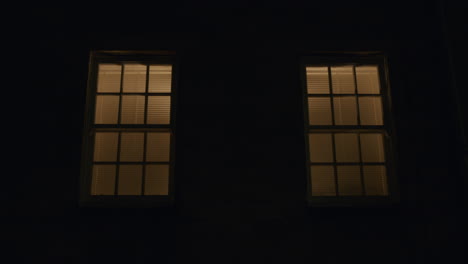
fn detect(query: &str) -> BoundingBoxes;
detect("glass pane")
[311,166,336,196]
[118,165,142,195]
[146,132,171,162]
[337,165,362,196]
[331,66,355,94]
[97,64,121,93]
[147,96,171,124]
[334,133,359,162]
[359,97,383,125]
[120,95,145,124]
[122,64,146,93]
[306,67,329,94]
[95,95,119,124]
[91,165,116,195]
[93,132,118,162]
[309,133,333,162]
[356,66,380,94]
[120,133,144,162]
[360,133,385,162]
[145,165,169,195]
[363,165,388,196]
[308,97,332,125]
[149,65,172,93]
[334,97,357,125]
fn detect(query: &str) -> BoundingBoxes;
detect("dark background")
[10,1,466,263]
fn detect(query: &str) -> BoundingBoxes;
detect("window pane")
[308,97,332,125]
[331,66,355,94]
[311,166,336,196]
[309,133,333,162]
[306,67,329,94]
[147,96,171,124]
[146,132,170,162]
[334,97,357,125]
[145,165,169,195]
[337,165,362,196]
[120,133,144,162]
[334,133,360,162]
[122,64,146,93]
[95,95,119,124]
[356,66,380,94]
[360,133,385,162]
[121,95,145,124]
[363,165,388,196]
[118,165,142,195]
[97,64,121,93]
[149,65,172,93]
[91,165,116,195]
[359,97,383,125]
[93,132,118,162]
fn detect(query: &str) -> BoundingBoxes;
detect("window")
[80,51,176,206]
[302,55,398,206]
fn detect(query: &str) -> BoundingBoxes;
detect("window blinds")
[306,65,388,196]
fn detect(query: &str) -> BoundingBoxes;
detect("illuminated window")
[80,51,176,206]
[303,55,398,205]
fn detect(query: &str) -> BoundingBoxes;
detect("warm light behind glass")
[120,133,144,162]
[149,65,172,93]
[356,66,380,94]
[93,132,118,162]
[146,132,171,162]
[309,134,333,162]
[120,95,146,124]
[363,165,388,195]
[360,134,385,162]
[91,165,116,195]
[306,65,388,197]
[306,67,329,94]
[95,96,119,124]
[97,64,121,93]
[333,97,358,125]
[308,97,332,125]
[118,165,143,195]
[123,64,147,93]
[145,165,169,195]
[90,62,173,196]
[359,97,383,125]
[337,165,362,196]
[94,63,172,125]
[331,66,355,94]
[310,166,336,196]
[334,133,359,162]
[147,96,171,124]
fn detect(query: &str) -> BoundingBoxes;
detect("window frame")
[79,50,178,207]
[301,54,400,207]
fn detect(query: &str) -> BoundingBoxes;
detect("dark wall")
[14,2,465,263]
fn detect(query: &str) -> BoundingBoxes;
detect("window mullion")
[142,65,150,195]
[357,132,366,196]
[118,64,124,125]
[353,66,366,196]
[353,66,361,126]
[114,64,125,195]
[328,66,336,126]
[327,66,339,196]
[115,132,122,195]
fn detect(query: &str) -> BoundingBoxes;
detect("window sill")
[307,195,399,207]
[79,195,174,208]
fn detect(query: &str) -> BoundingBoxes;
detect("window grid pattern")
[90,63,172,196]
[94,64,172,125]
[306,65,388,197]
